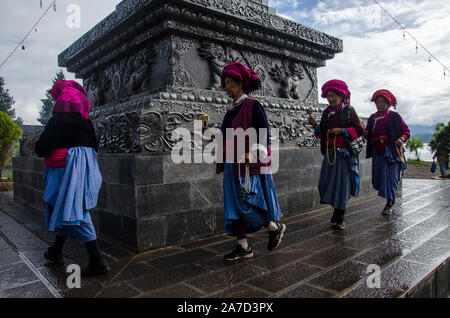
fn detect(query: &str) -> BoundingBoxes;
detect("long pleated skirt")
[372,146,404,200]
[43,147,102,242]
[223,162,283,236]
[318,147,360,211]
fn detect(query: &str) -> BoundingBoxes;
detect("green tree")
[38,70,65,126]
[0,112,22,179]
[0,76,23,127]
[429,122,450,158]
[406,136,424,161]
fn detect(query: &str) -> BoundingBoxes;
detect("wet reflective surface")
[0,178,449,298]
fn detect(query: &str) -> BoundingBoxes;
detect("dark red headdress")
[371,89,397,109]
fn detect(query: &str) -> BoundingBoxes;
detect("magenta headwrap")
[371,89,397,109]
[220,62,260,91]
[51,80,91,119]
[321,79,351,106]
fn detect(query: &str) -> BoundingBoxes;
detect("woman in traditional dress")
[365,89,410,215]
[308,80,365,230]
[217,61,286,261]
[35,80,108,276]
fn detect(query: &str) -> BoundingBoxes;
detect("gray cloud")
[0,0,122,124]
[1,0,449,127]
[272,0,450,126]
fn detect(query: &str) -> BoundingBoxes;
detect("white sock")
[267,221,279,231]
[237,239,249,250]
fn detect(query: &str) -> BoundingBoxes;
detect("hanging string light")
[373,0,449,80]
[0,1,56,70]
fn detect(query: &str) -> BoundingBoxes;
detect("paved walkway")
[0,179,449,298]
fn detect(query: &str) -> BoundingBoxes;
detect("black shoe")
[336,220,346,230]
[82,240,110,277]
[44,246,64,267]
[383,199,395,215]
[267,223,286,251]
[223,244,254,262]
[331,210,339,227]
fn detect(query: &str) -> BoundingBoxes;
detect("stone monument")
[14,0,373,252]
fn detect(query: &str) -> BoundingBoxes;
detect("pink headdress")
[321,79,351,106]
[220,62,261,92]
[51,80,91,119]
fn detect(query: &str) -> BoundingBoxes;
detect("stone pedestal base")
[12,147,373,252]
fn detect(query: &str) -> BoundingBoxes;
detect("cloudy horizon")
[0,0,449,129]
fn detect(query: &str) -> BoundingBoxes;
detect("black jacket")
[34,112,98,157]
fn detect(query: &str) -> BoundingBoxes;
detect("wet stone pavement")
[0,179,449,298]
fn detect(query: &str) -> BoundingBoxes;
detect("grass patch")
[407,159,432,167]
[1,168,13,180]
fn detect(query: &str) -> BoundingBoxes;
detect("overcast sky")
[0,0,449,128]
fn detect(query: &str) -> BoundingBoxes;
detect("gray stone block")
[166,213,186,246]
[190,179,223,206]
[13,170,23,185]
[283,189,314,218]
[22,172,32,188]
[98,210,123,242]
[98,156,120,184]
[30,173,39,190]
[147,182,192,215]
[277,148,314,172]
[33,157,45,174]
[184,209,215,241]
[134,156,164,185]
[96,186,108,212]
[135,185,152,219]
[119,157,134,185]
[215,206,225,233]
[122,217,138,252]
[163,156,215,184]
[12,157,23,171]
[137,217,166,251]
[106,184,136,219]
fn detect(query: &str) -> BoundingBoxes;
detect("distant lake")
[405,143,434,162]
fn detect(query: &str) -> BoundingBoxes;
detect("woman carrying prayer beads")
[217,62,286,261]
[365,89,410,215]
[308,80,365,230]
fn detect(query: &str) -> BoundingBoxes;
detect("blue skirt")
[43,147,102,242]
[223,162,283,235]
[372,146,403,200]
[318,147,360,210]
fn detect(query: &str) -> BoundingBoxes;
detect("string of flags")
[0,1,56,70]
[23,1,56,50]
[373,0,449,80]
